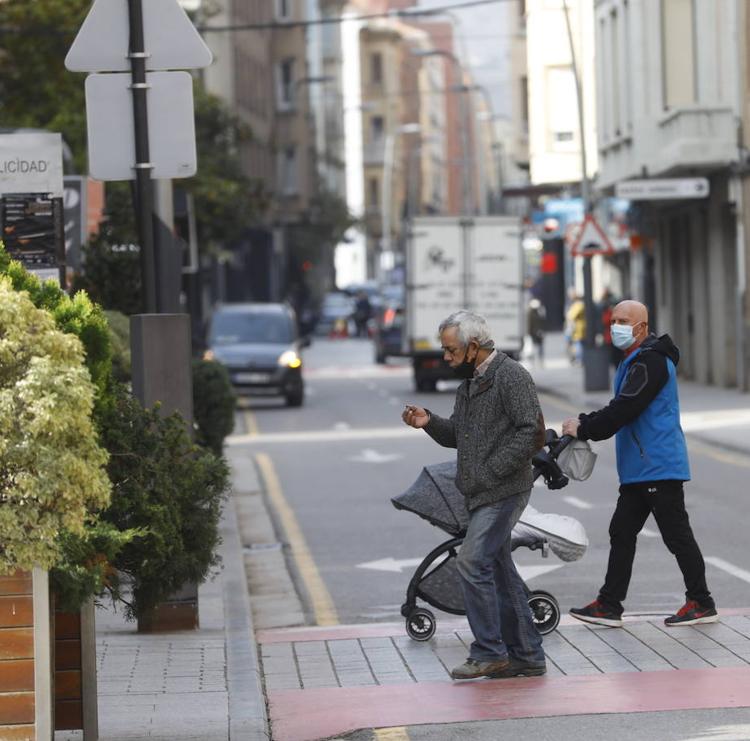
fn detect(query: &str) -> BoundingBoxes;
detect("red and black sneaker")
[569,600,623,628]
[664,600,718,627]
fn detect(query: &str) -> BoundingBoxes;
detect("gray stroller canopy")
[391,461,468,536]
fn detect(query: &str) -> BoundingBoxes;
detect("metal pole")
[128,0,157,313]
[562,0,590,211]
[455,66,472,216]
[381,131,395,260]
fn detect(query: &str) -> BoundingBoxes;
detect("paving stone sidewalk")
[258,614,750,691]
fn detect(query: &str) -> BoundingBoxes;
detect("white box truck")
[405,215,524,391]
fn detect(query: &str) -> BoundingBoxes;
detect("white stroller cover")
[514,504,588,562]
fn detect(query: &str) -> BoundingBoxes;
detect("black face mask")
[454,349,477,379]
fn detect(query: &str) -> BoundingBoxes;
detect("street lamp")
[411,48,472,216]
[381,122,421,263]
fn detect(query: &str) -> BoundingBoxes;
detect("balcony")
[363,141,385,165]
[653,106,738,174]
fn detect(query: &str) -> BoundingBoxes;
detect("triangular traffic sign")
[65,0,213,73]
[570,213,615,256]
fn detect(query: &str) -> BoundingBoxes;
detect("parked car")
[205,303,308,406]
[372,289,405,363]
[314,291,355,336]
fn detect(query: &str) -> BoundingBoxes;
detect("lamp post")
[411,48,472,216]
[381,122,421,268]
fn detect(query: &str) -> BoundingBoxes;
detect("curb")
[220,490,271,740]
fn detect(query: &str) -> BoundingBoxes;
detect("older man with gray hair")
[402,310,546,680]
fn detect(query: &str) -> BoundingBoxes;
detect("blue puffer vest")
[614,345,690,484]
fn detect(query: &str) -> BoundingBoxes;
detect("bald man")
[562,300,717,628]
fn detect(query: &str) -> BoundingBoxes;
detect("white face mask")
[611,323,636,350]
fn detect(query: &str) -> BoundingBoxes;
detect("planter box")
[54,599,97,738]
[137,583,198,633]
[0,569,52,740]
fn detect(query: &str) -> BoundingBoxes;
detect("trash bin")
[583,345,611,392]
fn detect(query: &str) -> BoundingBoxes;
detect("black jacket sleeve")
[577,350,669,441]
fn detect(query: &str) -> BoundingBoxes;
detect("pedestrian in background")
[402,310,547,679]
[526,298,545,367]
[562,300,717,628]
[599,288,623,368]
[353,291,372,338]
[565,292,586,365]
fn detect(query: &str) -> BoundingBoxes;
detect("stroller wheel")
[406,608,436,641]
[528,590,560,635]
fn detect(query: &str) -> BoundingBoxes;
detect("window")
[371,53,383,85]
[610,8,621,135]
[368,177,379,206]
[276,0,290,20]
[520,75,529,132]
[370,115,384,143]
[546,66,578,150]
[661,0,696,109]
[278,146,298,195]
[277,58,295,109]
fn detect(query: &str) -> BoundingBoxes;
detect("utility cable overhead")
[197,0,507,33]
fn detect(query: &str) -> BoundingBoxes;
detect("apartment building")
[525,0,598,188]
[199,0,349,300]
[594,0,746,388]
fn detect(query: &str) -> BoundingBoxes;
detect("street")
[228,336,750,629]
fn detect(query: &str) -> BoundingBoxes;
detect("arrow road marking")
[357,557,423,573]
[562,495,593,510]
[348,449,404,463]
[355,558,563,582]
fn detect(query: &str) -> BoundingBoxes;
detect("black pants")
[598,480,714,614]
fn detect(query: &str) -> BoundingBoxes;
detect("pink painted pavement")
[268,666,750,741]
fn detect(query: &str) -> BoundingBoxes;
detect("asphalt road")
[231,337,750,626]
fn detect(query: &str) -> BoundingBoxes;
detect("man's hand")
[562,417,581,438]
[402,404,430,429]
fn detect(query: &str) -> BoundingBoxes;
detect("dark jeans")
[598,480,714,614]
[456,491,545,664]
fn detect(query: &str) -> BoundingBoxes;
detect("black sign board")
[1,192,64,267]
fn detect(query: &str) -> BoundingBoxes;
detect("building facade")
[594,0,746,388]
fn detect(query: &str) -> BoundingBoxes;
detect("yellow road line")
[538,391,580,415]
[255,452,339,626]
[374,728,410,741]
[242,409,259,437]
[687,439,750,468]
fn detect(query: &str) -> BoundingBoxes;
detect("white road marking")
[227,425,419,446]
[681,409,750,432]
[357,557,423,573]
[356,558,563,582]
[640,527,659,538]
[704,556,750,585]
[562,495,593,510]
[348,449,403,463]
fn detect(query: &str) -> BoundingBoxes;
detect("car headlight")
[278,350,302,368]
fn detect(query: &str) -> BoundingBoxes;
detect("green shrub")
[0,244,113,404]
[104,310,132,383]
[98,385,230,621]
[192,359,236,455]
[0,278,111,574]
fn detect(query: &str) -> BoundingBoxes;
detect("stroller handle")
[532,431,575,490]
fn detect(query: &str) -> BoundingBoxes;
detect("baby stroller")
[391,431,592,641]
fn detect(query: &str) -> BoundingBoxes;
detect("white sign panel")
[65,0,212,72]
[0,133,64,197]
[615,178,710,201]
[85,72,197,180]
[470,218,524,350]
[408,219,464,351]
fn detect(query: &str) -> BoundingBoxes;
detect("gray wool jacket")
[424,352,543,511]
